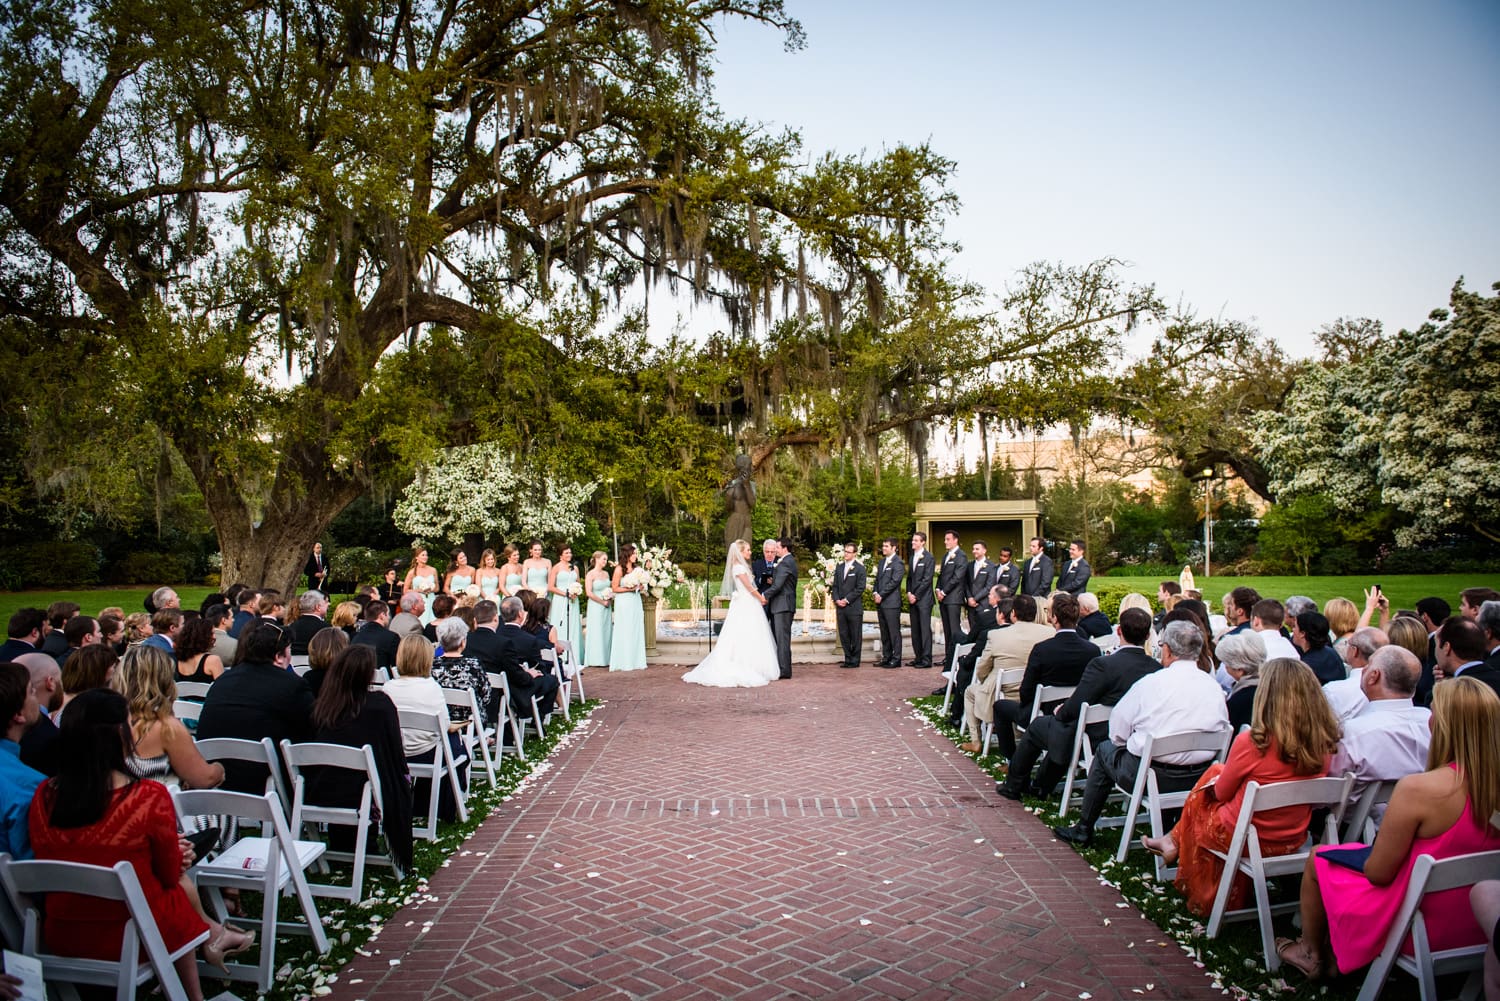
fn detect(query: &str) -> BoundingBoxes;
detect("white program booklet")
[2,950,45,1001]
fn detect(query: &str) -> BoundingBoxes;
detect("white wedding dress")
[682,570,780,688]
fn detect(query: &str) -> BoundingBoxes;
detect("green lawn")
[1099,573,1495,615]
[0,587,225,625]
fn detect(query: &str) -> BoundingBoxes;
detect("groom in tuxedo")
[761,538,798,680]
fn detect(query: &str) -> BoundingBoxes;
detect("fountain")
[653,605,905,663]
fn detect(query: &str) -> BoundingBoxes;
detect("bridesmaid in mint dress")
[608,544,647,671]
[523,540,551,598]
[402,546,439,625]
[547,546,584,660]
[475,549,503,601]
[583,551,613,667]
[501,544,524,597]
[444,549,473,596]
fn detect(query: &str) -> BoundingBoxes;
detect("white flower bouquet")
[808,544,870,601]
[566,581,584,598]
[634,539,687,598]
[621,567,650,590]
[464,584,482,598]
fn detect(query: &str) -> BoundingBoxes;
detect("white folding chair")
[1342,778,1400,842]
[280,740,404,900]
[563,641,586,703]
[174,789,329,992]
[978,667,1028,757]
[1205,774,1356,971]
[441,687,496,790]
[940,642,976,717]
[195,736,291,813]
[1110,727,1235,876]
[486,672,529,762]
[173,700,202,728]
[289,654,311,670]
[1057,702,1113,816]
[175,681,212,700]
[1029,684,1076,723]
[539,648,570,721]
[0,855,206,1001]
[1355,849,1500,1001]
[401,708,470,840]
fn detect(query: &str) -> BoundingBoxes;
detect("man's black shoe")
[1052,824,1094,847]
[841,662,859,668]
[929,686,947,696]
[880,662,900,669]
[995,784,1024,802]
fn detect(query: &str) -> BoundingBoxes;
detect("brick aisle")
[328,662,1224,1001]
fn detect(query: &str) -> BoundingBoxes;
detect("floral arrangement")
[620,567,650,590]
[633,539,687,598]
[566,581,584,598]
[807,544,872,600]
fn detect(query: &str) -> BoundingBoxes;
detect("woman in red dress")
[27,689,253,1001]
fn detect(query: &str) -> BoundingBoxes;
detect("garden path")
[326,661,1225,1001]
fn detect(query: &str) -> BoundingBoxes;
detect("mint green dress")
[549,567,583,659]
[609,580,647,671]
[525,566,550,596]
[584,577,613,667]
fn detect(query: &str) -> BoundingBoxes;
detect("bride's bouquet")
[636,539,687,599]
[808,544,871,602]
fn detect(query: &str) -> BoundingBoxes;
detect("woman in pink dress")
[1276,676,1500,979]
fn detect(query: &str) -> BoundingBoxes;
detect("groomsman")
[1054,540,1092,594]
[873,538,905,667]
[992,546,1021,595]
[905,532,935,667]
[1021,537,1054,597]
[935,531,969,669]
[832,543,866,668]
[964,541,995,631]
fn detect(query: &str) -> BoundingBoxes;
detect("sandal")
[1275,936,1328,981]
[203,924,256,972]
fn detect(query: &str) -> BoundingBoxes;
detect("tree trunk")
[204,475,364,597]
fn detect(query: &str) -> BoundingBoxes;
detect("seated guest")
[1327,646,1429,828]
[173,617,225,684]
[390,591,426,636]
[1053,620,1229,848]
[1275,676,1500,980]
[1075,593,1112,640]
[940,585,1005,722]
[352,600,400,670]
[1482,600,1500,670]
[1435,616,1499,697]
[288,590,330,656]
[1251,598,1301,661]
[1322,626,1389,721]
[196,621,313,793]
[119,645,224,789]
[385,634,464,822]
[0,662,44,858]
[28,689,253,998]
[1460,587,1500,621]
[16,653,63,776]
[99,613,126,656]
[306,645,414,873]
[142,608,182,655]
[123,611,154,646]
[494,597,561,725]
[331,601,362,637]
[0,608,44,661]
[228,588,260,639]
[957,595,1051,744]
[1294,611,1346,685]
[991,593,1098,759]
[201,604,238,663]
[40,602,79,661]
[1141,659,1341,916]
[256,590,286,624]
[431,617,493,728]
[1324,598,1360,662]
[58,614,101,666]
[303,627,349,699]
[996,607,1161,800]
[58,644,119,725]
[423,594,458,644]
[1214,629,1266,732]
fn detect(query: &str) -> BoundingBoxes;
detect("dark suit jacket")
[0,639,36,662]
[991,561,1021,595]
[289,614,329,656]
[351,621,401,669]
[936,548,968,605]
[1055,646,1162,726]
[906,549,934,610]
[196,660,314,794]
[1020,555,1053,597]
[831,560,866,604]
[959,602,1002,652]
[304,550,329,587]
[752,557,778,594]
[489,623,550,708]
[966,559,995,604]
[20,712,60,777]
[1457,662,1500,700]
[40,631,69,661]
[873,554,905,605]
[1054,557,1091,595]
[1301,645,1346,685]
[228,609,255,639]
[764,555,798,616]
[1017,629,1098,713]
[1077,610,1112,639]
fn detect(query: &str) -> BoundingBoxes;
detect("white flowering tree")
[393,443,596,544]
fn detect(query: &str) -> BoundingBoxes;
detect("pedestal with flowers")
[636,539,686,659]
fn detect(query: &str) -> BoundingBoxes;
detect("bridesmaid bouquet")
[566,582,584,597]
[621,567,650,590]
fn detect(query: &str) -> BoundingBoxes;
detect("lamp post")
[1203,467,1214,578]
[606,477,618,562]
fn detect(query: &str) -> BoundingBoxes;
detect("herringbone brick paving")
[329,662,1225,1000]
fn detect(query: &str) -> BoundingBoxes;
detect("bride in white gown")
[682,539,780,688]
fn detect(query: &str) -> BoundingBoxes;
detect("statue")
[723,453,755,547]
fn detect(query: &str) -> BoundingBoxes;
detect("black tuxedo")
[351,621,401,670]
[1021,553,1054,597]
[872,553,905,666]
[991,560,1021,596]
[965,559,996,632]
[288,613,329,656]
[1002,645,1162,796]
[1055,557,1092,595]
[763,553,798,679]
[992,629,1098,758]
[905,548,935,666]
[831,559,866,667]
[936,547,969,669]
[490,623,560,714]
[1077,610,1112,639]
[304,549,329,590]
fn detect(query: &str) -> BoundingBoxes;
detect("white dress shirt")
[1256,629,1301,662]
[1329,697,1431,811]
[1323,670,1368,723]
[1108,658,1230,764]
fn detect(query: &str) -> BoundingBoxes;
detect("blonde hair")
[1118,592,1153,616]
[1428,677,1500,826]
[123,612,153,643]
[395,633,434,679]
[591,550,608,568]
[120,644,178,745]
[1387,616,1429,663]
[481,548,497,567]
[1250,658,1341,774]
[1323,597,1359,638]
[331,601,362,630]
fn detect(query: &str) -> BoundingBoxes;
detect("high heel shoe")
[1141,834,1179,866]
[203,924,256,971]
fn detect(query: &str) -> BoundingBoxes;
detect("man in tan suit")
[959,593,1054,749]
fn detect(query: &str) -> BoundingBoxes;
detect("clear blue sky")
[684,0,1500,355]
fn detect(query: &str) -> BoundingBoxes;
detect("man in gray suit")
[1054,540,1092,595]
[1021,537,1054,597]
[872,538,906,667]
[761,537,799,680]
[905,532,936,667]
[992,546,1021,595]
[935,530,968,670]
[831,542,866,668]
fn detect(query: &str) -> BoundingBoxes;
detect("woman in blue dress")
[501,544,524,597]
[523,540,551,597]
[608,544,647,671]
[583,550,613,668]
[443,549,474,597]
[475,549,503,601]
[547,546,584,662]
